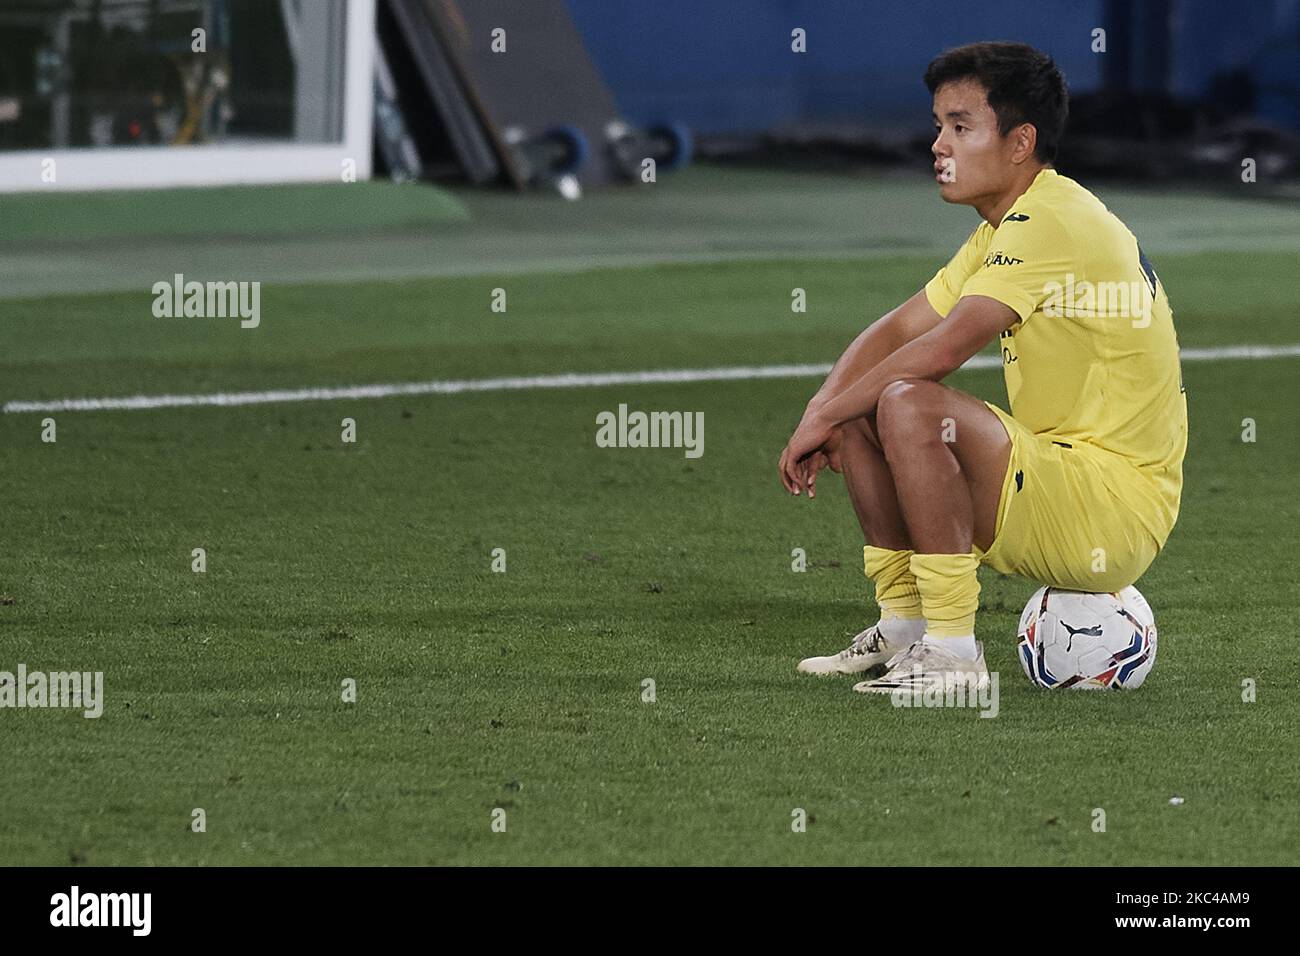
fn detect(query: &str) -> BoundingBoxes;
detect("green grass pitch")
[3,190,1299,865]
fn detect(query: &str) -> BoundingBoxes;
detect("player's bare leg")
[874,379,1010,555]
[854,378,1011,693]
[838,414,911,551]
[796,415,926,675]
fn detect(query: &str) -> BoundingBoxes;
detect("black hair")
[924,41,1069,163]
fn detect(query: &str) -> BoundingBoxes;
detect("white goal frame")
[0,0,374,193]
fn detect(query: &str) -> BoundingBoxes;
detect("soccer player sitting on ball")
[780,41,1186,693]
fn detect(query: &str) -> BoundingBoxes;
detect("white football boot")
[796,623,917,677]
[852,638,990,694]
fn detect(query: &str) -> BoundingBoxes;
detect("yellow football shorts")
[974,402,1165,591]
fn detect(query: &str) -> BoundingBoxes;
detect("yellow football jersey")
[924,168,1187,543]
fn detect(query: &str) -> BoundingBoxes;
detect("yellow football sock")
[910,551,980,637]
[863,545,923,620]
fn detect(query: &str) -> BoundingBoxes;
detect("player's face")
[930,79,1018,205]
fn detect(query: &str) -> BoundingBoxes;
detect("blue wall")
[566,0,1104,133]
[1171,0,1300,130]
[567,0,1300,134]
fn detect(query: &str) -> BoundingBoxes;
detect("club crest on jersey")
[983,251,1024,267]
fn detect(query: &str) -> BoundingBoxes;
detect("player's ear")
[1011,122,1038,165]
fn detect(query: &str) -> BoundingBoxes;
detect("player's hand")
[800,428,844,498]
[779,414,840,497]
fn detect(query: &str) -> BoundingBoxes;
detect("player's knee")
[876,379,941,451]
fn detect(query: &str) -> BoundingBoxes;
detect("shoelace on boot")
[845,628,885,657]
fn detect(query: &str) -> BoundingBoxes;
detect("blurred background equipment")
[374,0,692,195]
[0,0,272,150]
[376,0,498,184]
[370,28,423,184]
[424,0,628,191]
[0,0,369,191]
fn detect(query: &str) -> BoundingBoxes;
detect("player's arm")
[804,289,945,415]
[779,288,945,497]
[779,295,1017,494]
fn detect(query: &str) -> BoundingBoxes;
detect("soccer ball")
[1016,586,1157,690]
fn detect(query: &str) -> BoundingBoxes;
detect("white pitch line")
[6,344,1300,414]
